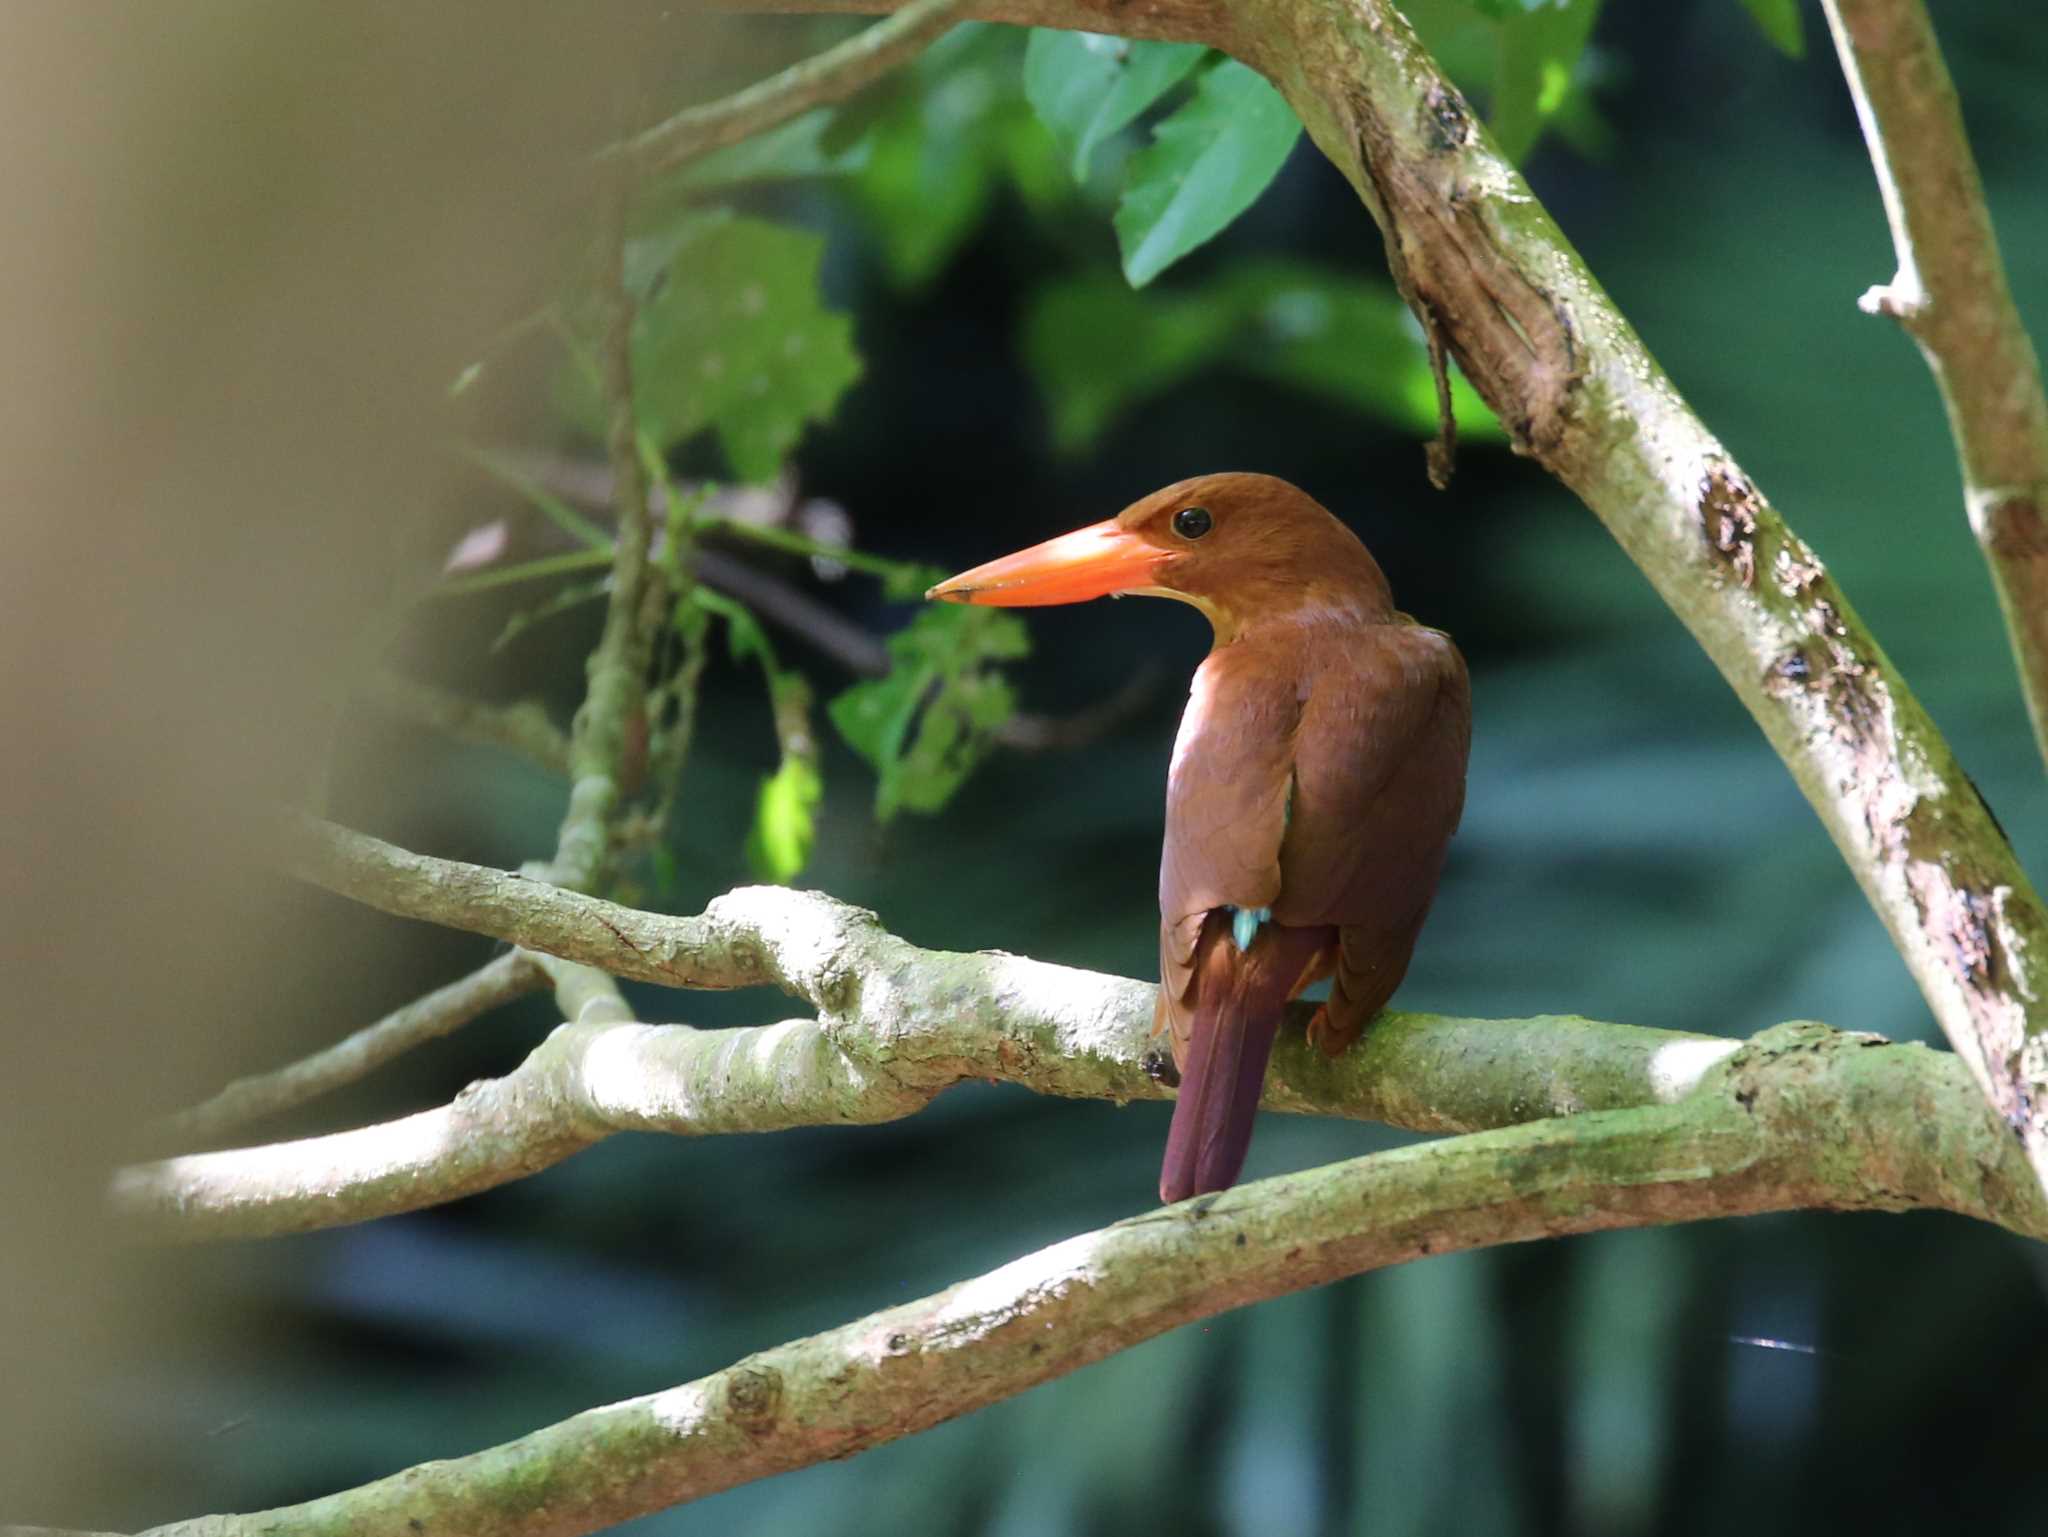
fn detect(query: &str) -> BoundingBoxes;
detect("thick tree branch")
[127,823,2048,1240]
[1821,0,2048,773]
[150,952,548,1149]
[717,0,2048,1197]
[132,1023,2046,1534]
[608,0,975,174]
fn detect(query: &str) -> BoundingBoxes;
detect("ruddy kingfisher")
[929,473,1470,1204]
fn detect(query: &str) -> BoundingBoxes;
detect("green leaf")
[747,734,823,884]
[1114,59,1302,287]
[844,27,1062,288]
[1489,0,1605,164]
[681,589,825,882]
[1736,0,1805,58]
[1023,262,1501,452]
[627,216,862,482]
[828,603,1028,822]
[1023,32,1206,181]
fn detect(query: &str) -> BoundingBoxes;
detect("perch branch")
[607,0,976,174]
[150,951,548,1149]
[125,824,2046,1240]
[719,0,2048,1196]
[131,1024,2047,1533]
[1820,0,2048,773]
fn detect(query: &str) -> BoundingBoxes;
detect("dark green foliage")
[1026,262,1502,450]
[1486,0,1607,163]
[828,603,1030,823]
[841,27,1066,288]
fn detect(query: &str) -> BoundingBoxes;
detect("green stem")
[434,548,614,597]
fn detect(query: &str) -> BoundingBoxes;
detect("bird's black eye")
[1172,506,1213,540]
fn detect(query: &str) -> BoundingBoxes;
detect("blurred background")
[5,1,2046,1532]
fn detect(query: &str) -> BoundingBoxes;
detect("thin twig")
[605,0,976,175]
[150,952,548,1149]
[362,672,572,778]
[1821,0,2048,773]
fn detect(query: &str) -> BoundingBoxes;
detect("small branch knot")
[723,1365,784,1434]
[1857,280,1924,325]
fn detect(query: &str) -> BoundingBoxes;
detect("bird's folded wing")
[1278,626,1471,1033]
[1155,643,1306,1062]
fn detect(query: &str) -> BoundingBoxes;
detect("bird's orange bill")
[926,519,1167,607]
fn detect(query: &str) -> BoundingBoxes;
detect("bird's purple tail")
[1159,917,1330,1204]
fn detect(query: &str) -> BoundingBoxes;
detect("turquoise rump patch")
[1227,905,1272,952]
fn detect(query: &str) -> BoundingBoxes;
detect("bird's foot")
[1305,1004,1359,1058]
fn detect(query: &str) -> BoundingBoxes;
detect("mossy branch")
[128,1019,2043,1534]
[116,821,2047,1243]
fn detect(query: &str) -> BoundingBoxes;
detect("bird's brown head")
[926,473,1394,642]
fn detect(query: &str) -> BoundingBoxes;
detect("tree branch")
[125,821,2048,1240]
[540,170,668,893]
[607,0,977,175]
[130,1022,2046,1534]
[149,951,548,1149]
[1820,0,2048,773]
[712,0,2048,1199]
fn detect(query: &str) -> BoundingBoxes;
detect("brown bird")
[929,473,1470,1204]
